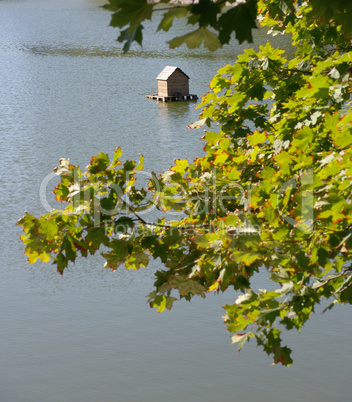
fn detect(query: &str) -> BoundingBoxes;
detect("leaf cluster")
[103,0,259,52]
[103,0,352,53]
[18,0,352,365]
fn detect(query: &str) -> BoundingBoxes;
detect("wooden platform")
[146,94,198,102]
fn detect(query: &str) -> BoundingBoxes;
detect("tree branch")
[312,269,352,290]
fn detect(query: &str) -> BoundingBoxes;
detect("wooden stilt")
[146,94,198,102]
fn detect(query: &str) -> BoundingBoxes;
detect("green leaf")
[157,7,188,32]
[234,289,258,305]
[169,27,221,51]
[61,235,76,262]
[110,147,123,168]
[53,158,71,176]
[117,26,144,52]
[291,126,314,151]
[276,282,295,295]
[56,252,68,274]
[125,251,149,270]
[218,1,257,44]
[248,131,267,146]
[231,332,254,351]
[231,250,261,266]
[339,275,352,303]
[103,251,125,270]
[88,152,110,173]
[171,276,206,297]
[187,118,208,129]
[149,295,178,313]
[256,307,281,325]
[331,129,352,148]
[85,227,109,250]
[109,0,153,30]
[270,267,290,283]
[171,158,189,175]
[40,219,58,239]
[189,0,220,29]
[273,346,293,366]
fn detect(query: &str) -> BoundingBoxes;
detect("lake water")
[0,1,351,401]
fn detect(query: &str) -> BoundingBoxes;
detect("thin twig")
[312,269,351,289]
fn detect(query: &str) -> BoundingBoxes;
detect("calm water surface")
[0,1,351,401]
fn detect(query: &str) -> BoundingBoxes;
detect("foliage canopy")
[18,0,352,365]
[102,0,352,52]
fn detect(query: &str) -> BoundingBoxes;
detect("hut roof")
[156,66,190,81]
